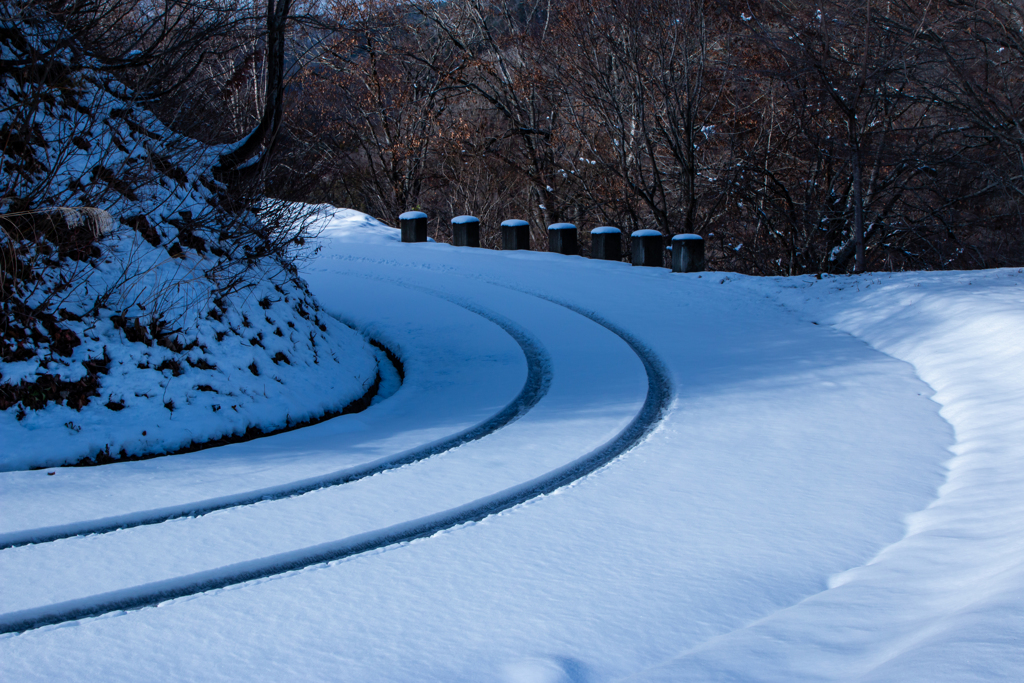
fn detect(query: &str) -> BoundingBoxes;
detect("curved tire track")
[0,296,667,638]
[0,297,670,635]
[0,299,551,551]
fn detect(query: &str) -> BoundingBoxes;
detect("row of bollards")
[397,213,705,272]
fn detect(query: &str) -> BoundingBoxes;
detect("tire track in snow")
[0,297,671,635]
[0,296,551,551]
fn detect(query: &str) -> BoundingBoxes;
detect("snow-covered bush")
[0,10,379,470]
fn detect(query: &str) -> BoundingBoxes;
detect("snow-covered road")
[1,210,1020,681]
[0,269,663,626]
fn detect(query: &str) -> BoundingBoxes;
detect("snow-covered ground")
[1,22,380,471]
[0,209,1021,681]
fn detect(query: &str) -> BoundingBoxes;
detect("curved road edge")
[0,299,671,635]
[0,298,551,551]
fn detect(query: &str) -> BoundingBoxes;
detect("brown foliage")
[276,0,1023,272]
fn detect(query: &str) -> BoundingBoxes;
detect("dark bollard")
[501,219,531,250]
[672,233,705,272]
[631,229,664,267]
[399,211,428,243]
[590,226,622,261]
[547,223,578,255]
[451,215,480,247]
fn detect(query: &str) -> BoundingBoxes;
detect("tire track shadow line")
[0,295,670,635]
[0,288,551,551]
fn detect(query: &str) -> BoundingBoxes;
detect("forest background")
[10,0,1024,275]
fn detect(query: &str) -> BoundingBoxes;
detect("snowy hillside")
[0,18,380,470]
[1,207,1020,681]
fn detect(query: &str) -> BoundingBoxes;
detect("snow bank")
[0,24,378,470]
[316,207,401,244]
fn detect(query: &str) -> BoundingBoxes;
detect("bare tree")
[411,0,569,243]
[553,0,730,242]
[905,0,1024,266]
[729,1,959,273]
[212,0,293,181]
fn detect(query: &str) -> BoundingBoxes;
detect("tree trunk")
[851,116,865,273]
[214,0,291,181]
